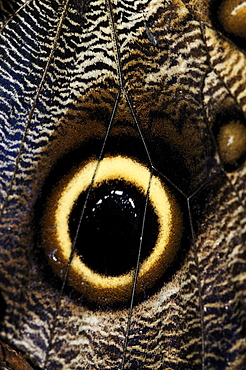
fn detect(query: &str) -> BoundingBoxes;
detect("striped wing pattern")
[0,0,246,369]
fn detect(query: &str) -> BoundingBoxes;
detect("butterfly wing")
[0,1,246,369]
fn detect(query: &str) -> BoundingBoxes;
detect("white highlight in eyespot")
[231,2,246,16]
[219,0,246,39]
[218,121,246,164]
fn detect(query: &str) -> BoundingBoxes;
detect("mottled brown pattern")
[0,0,246,369]
[0,340,34,370]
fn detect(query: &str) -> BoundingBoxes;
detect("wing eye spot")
[218,120,246,164]
[41,155,183,305]
[218,0,246,40]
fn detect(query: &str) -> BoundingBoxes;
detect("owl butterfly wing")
[0,0,246,369]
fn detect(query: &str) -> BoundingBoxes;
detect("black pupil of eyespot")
[69,180,159,276]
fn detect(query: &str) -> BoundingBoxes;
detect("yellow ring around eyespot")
[42,155,182,304]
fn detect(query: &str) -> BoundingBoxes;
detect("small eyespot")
[218,0,246,40]
[218,120,246,164]
[41,156,182,304]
